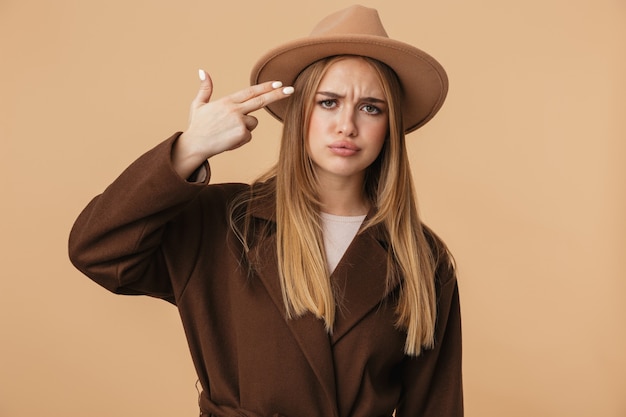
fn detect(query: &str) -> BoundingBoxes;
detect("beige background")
[1,0,624,416]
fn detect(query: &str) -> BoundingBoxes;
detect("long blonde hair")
[233,56,442,356]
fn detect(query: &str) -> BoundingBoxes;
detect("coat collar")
[246,191,400,409]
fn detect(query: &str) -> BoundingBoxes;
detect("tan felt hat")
[250,5,448,133]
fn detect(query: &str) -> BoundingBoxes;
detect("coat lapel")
[248,233,338,416]
[329,221,400,344]
[246,195,338,415]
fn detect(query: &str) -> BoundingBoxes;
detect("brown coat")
[69,134,463,417]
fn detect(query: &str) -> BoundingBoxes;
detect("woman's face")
[306,57,389,184]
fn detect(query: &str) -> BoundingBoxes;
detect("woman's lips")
[329,141,360,156]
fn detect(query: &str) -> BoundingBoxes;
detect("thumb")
[193,69,213,107]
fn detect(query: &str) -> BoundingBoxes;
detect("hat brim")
[250,35,448,133]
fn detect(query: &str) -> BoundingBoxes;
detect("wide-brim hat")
[250,5,448,133]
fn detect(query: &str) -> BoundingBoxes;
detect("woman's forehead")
[317,58,385,97]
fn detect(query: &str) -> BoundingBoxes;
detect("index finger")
[231,81,295,115]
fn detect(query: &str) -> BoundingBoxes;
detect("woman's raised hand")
[172,69,294,179]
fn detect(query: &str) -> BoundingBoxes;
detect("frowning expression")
[306,57,389,184]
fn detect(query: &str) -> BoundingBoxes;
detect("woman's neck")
[316,175,369,216]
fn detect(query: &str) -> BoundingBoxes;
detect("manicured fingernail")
[271,81,283,89]
[198,69,206,81]
[282,86,294,95]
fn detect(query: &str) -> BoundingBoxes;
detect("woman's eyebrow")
[316,91,386,104]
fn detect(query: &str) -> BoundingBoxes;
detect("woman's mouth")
[329,141,360,156]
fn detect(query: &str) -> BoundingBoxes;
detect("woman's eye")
[361,104,381,115]
[318,99,336,109]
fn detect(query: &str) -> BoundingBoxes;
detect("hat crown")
[310,5,389,38]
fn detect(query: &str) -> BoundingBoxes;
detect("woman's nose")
[337,108,358,137]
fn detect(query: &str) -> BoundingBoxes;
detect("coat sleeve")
[395,253,464,417]
[68,132,214,303]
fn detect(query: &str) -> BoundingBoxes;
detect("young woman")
[69,5,463,417]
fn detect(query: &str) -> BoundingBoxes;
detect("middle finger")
[233,82,294,115]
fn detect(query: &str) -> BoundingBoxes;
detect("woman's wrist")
[171,132,214,179]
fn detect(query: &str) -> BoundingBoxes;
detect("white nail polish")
[271,81,283,89]
[282,86,294,95]
[198,69,206,81]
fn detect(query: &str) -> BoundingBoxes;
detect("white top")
[320,212,367,274]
